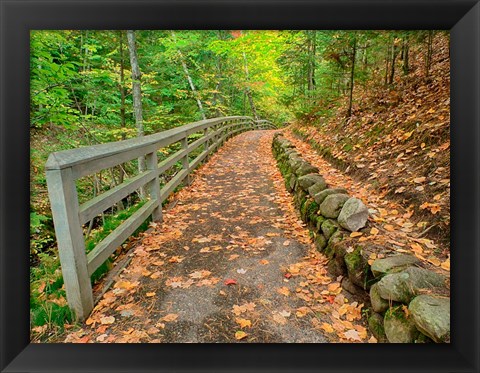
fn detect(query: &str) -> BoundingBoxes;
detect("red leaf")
[224,279,237,286]
[284,273,292,279]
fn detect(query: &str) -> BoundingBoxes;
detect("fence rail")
[45,116,276,320]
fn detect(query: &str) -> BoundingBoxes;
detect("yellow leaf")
[327,282,341,292]
[146,292,156,297]
[370,227,379,236]
[427,257,441,266]
[384,224,395,232]
[277,287,290,296]
[350,232,363,238]
[410,243,423,254]
[235,318,252,328]
[320,323,334,333]
[235,331,248,340]
[295,307,310,318]
[259,259,269,265]
[441,257,450,271]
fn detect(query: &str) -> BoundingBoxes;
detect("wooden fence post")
[45,167,93,320]
[181,137,191,185]
[145,152,163,222]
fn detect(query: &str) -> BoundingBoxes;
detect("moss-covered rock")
[371,255,420,278]
[315,215,326,232]
[315,233,327,252]
[289,174,297,192]
[384,306,419,343]
[319,194,350,218]
[321,219,339,240]
[324,230,344,260]
[296,162,319,177]
[294,189,307,209]
[409,295,450,343]
[368,312,388,343]
[370,283,389,313]
[415,333,434,343]
[313,188,348,205]
[297,174,326,191]
[344,247,371,290]
[376,267,447,304]
[308,181,328,197]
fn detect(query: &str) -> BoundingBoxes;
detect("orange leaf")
[350,232,363,238]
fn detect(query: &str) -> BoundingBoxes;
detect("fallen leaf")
[96,334,108,342]
[235,318,252,328]
[236,268,247,274]
[146,292,156,297]
[272,313,287,325]
[228,254,240,261]
[370,227,379,236]
[224,279,237,286]
[427,257,441,266]
[235,331,248,340]
[100,316,115,325]
[350,232,363,238]
[321,323,334,333]
[283,240,290,246]
[161,314,178,322]
[295,307,310,318]
[259,259,269,265]
[277,287,290,296]
[344,329,362,342]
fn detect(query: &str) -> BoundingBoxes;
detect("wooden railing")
[45,116,276,320]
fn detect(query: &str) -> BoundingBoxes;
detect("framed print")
[1,0,479,372]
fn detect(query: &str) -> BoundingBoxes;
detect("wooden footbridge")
[45,117,276,320]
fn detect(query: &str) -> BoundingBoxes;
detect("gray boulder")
[371,255,421,278]
[409,295,450,343]
[320,194,350,218]
[376,267,447,304]
[384,307,419,343]
[337,197,369,232]
[297,173,326,191]
[313,188,348,205]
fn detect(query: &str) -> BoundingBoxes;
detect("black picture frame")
[1,0,479,372]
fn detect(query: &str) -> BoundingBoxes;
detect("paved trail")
[64,130,367,343]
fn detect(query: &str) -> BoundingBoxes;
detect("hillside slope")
[293,34,450,252]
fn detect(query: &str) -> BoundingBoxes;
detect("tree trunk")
[388,38,398,85]
[117,31,127,193]
[307,31,316,102]
[403,36,409,75]
[126,30,146,183]
[171,31,206,120]
[243,51,258,120]
[425,30,434,77]
[346,34,357,119]
[119,31,126,131]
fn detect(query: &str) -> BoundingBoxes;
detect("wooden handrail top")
[45,116,251,171]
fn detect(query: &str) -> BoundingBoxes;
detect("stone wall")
[272,133,450,343]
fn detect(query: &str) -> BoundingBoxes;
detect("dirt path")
[63,130,370,343]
